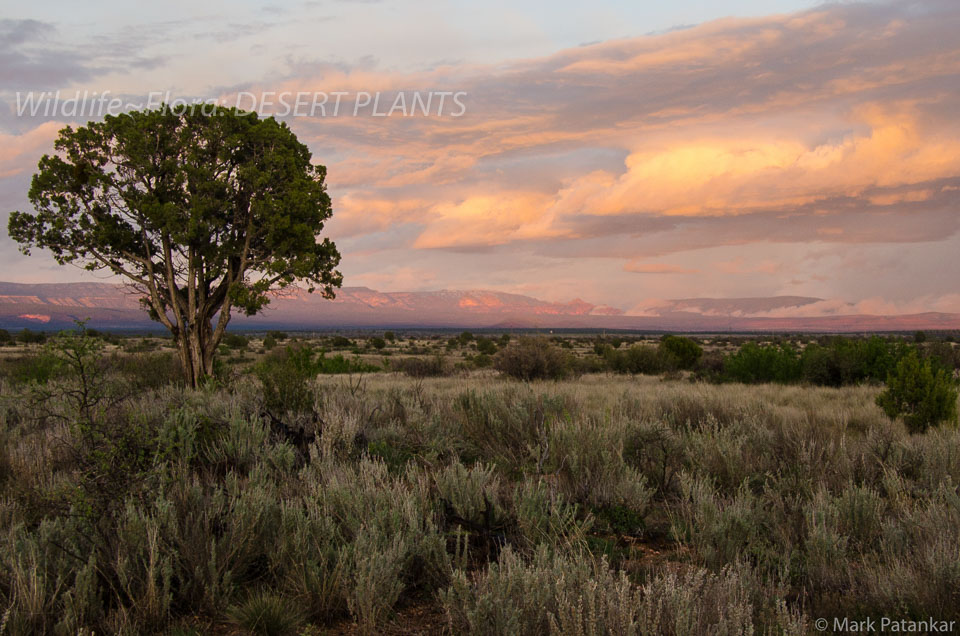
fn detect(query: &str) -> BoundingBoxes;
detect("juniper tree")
[8,105,342,387]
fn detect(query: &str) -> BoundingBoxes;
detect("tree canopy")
[8,105,342,386]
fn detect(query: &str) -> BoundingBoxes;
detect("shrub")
[368,336,386,350]
[660,335,703,369]
[227,591,306,636]
[255,344,319,416]
[605,345,669,375]
[476,337,498,355]
[316,353,378,374]
[262,334,277,350]
[109,351,185,389]
[800,336,902,386]
[392,355,451,377]
[17,328,46,344]
[441,547,802,635]
[723,342,801,384]
[470,353,493,368]
[223,333,249,349]
[876,350,958,433]
[0,352,62,385]
[495,336,571,381]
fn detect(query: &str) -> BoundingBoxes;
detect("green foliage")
[255,344,320,416]
[605,344,670,375]
[391,355,450,377]
[368,336,386,350]
[383,331,396,341]
[223,333,250,350]
[593,504,646,536]
[0,328,10,345]
[262,334,277,350]
[0,351,62,384]
[723,342,802,384]
[800,336,902,386]
[227,591,306,636]
[471,353,494,368]
[7,333,960,633]
[494,336,572,381]
[255,344,377,415]
[660,335,703,369]
[476,337,498,355]
[877,350,958,433]
[8,105,342,387]
[331,336,353,348]
[316,353,378,374]
[17,328,46,344]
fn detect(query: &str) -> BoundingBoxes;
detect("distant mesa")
[0,281,956,332]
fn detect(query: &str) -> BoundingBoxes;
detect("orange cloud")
[0,121,63,177]
[624,261,699,274]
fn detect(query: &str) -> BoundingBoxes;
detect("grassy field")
[0,334,959,634]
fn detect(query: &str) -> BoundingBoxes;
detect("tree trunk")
[175,321,219,389]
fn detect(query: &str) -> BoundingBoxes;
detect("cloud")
[0,120,62,177]
[624,261,698,274]
[3,1,960,312]
[223,0,960,265]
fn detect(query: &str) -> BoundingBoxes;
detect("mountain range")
[0,281,957,332]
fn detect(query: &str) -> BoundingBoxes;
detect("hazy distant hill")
[0,281,957,332]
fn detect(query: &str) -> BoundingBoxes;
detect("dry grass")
[0,357,958,634]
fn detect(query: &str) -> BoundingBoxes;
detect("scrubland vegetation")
[0,326,958,634]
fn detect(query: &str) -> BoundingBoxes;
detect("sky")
[1,0,959,316]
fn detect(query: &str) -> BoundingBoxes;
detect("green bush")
[800,336,902,386]
[476,337,498,355]
[255,344,319,415]
[876,350,958,433]
[223,333,250,349]
[17,328,46,344]
[494,336,572,381]
[660,335,703,369]
[723,342,801,384]
[0,352,62,384]
[605,344,670,375]
[369,336,386,350]
[316,353,378,374]
[391,355,450,377]
[227,591,305,636]
[262,334,277,350]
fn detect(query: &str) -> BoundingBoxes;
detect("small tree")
[8,105,342,387]
[494,336,571,381]
[476,337,497,355]
[659,335,702,370]
[263,333,277,350]
[876,350,958,433]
